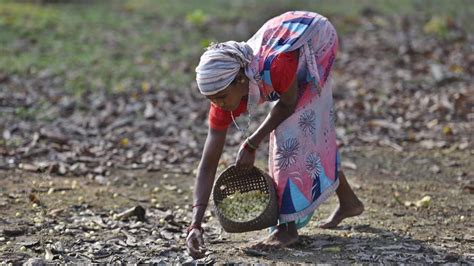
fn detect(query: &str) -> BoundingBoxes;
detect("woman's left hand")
[235,141,256,168]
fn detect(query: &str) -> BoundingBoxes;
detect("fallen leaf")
[442,126,453,135]
[367,119,401,131]
[322,245,341,253]
[163,185,177,191]
[116,205,146,221]
[120,138,129,146]
[342,161,357,170]
[242,248,267,257]
[144,102,155,119]
[430,165,441,173]
[415,195,432,208]
[28,193,41,204]
[45,247,54,261]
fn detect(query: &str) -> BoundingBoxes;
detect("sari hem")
[278,177,339,223]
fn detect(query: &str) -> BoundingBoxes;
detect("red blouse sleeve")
[208,98,248,131]
[270,50,299,94]
[208,50,297,131]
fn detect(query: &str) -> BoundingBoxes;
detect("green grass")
[0,0,472,94]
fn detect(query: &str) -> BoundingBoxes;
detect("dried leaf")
[242,248,267,257]
[367,119,401,131]
[415,196,431,208]
[442,126,453,135]
[342,161,357,170]
[144,101,155,119]
[163,185,177,191]
[45,247,54,261]
[116,205,146,221]
[120,138,129,146]
[429,165,441,173]
[39,128,69,145]
[322,245,341,253]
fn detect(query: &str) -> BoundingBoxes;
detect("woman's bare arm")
[248,79,298,147]
[191,127,227,226]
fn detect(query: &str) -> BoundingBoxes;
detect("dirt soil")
[1,146,472,264]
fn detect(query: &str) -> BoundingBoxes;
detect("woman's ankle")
[275,222,298,235]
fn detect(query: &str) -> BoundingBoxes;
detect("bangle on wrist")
[246,137,258,149]
[244,137,258,152]
[192,203,207,209]
[243,142,256,153]
[187,223,204,235]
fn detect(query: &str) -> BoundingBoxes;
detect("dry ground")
[1,146,472,264]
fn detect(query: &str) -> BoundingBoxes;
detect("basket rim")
[212,164,277,224]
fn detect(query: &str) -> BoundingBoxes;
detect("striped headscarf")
[195,41,253,95]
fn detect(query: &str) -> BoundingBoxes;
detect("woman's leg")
[320,170,364,228]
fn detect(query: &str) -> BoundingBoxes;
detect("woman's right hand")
[186,228,206,259]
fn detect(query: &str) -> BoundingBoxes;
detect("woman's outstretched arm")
[191,127,227,226]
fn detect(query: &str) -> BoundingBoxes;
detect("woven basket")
[212,165,278,233]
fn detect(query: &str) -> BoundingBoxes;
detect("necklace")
[231,109,252,138]
[232,69,260,138]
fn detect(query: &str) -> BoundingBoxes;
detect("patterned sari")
[245,11,340,228]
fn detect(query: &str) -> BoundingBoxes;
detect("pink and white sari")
[245,11,340,228]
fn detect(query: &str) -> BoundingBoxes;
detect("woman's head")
[205,69,249,111]
[195,41,253,103]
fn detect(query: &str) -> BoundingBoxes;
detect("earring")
[239,79,245,84]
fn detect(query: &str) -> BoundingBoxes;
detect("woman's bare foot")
[319,200,364,229]
[247,222,299,250]
[320,170,364,229]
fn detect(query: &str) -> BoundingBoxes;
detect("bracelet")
[243,142,255,153]
[246,138,258,150]
[187,223,204,235]
[192,203,207,209]
[244,138,258,152]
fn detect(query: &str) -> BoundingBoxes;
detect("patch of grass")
[0,2,60,31]
[15,106,39,120]
[0,0,471,94]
